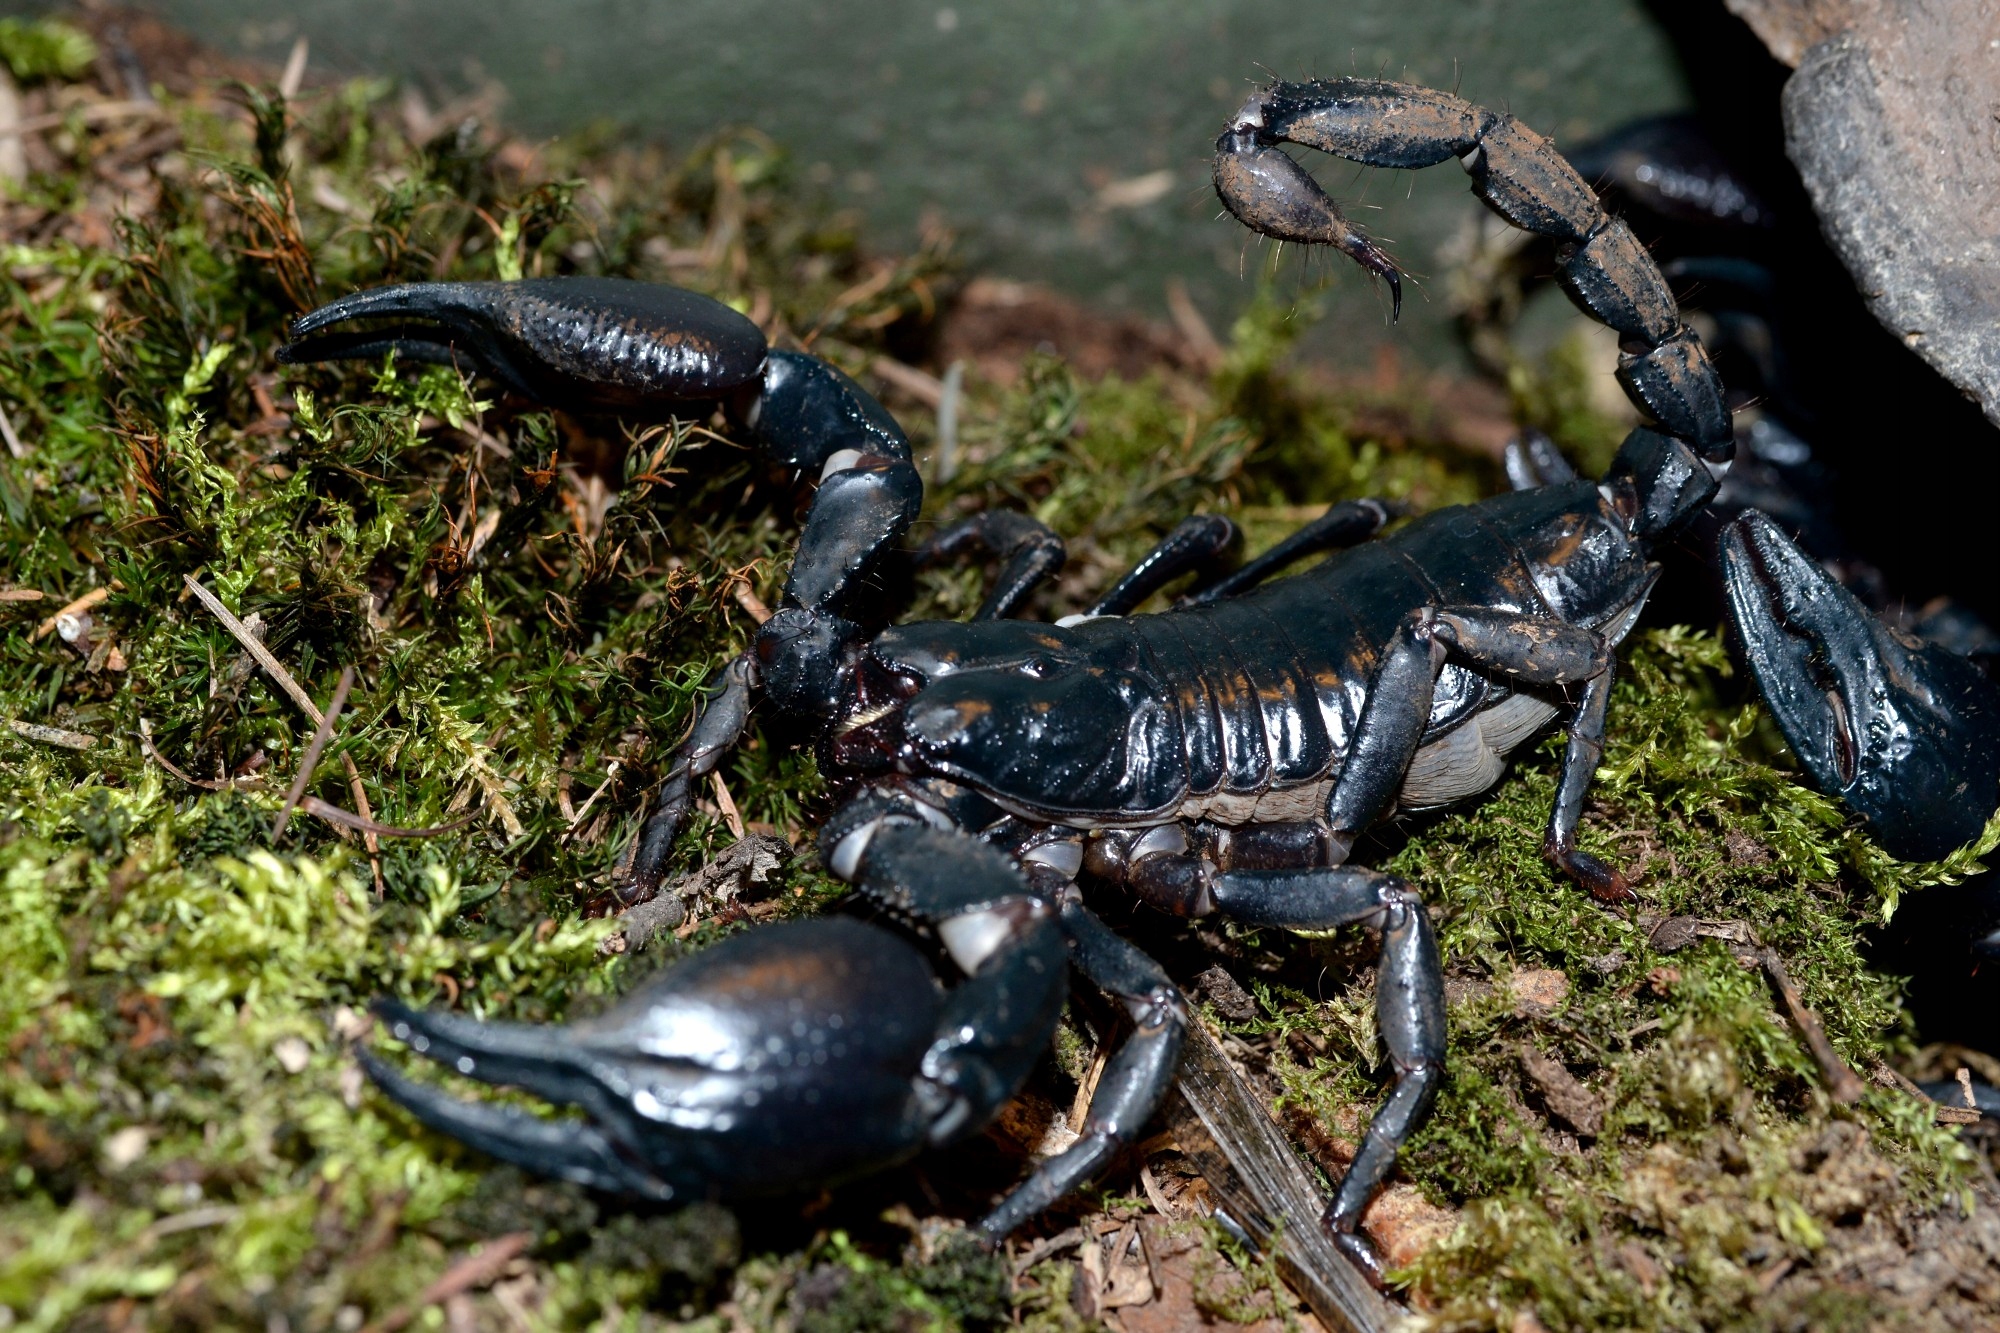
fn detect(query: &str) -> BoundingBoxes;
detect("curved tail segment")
[1214,78,1733,471]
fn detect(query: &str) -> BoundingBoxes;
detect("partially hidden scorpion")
[278,78,2000,1286]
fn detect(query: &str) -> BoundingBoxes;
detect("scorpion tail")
[1216,77,1733,462]
[1721,510,2000,861]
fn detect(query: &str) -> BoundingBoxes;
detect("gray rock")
[1781,17,2000,427]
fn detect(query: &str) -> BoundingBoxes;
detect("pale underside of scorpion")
[269,75,2000,1299]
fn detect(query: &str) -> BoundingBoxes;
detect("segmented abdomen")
[1125,479,1639,816]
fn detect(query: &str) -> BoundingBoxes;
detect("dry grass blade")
[0,99,163,141]
[138,717,238,790]
[868,354,946,407]
[298,797,476,840]
[183,576,383,880]
[561,759,619,838]
[31,586,110,642]
[183,575,325,725]
[1165,1018,1395,1333]
[0,400,25,459]
[273,665,355,842]
[729,577,772,624]
[6,718,96,750]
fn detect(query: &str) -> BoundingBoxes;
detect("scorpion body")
[284,77,2000,1287]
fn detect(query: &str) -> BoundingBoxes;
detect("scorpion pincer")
[285,77,2000,1284]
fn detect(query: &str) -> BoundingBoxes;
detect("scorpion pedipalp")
[1721,511,2000,861]
[279,276,770,413]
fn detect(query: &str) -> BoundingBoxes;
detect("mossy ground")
[1,16,1996,1332]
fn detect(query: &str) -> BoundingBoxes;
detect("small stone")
[1648,916,1700,953]
[330,1005,372,1042]
[274,1036,312,1074]
[339,1063,366,1110]
[1506,968,1570,1015]
[1362,1182,1458,1269]
[101,1125,149,1170]
[1191,965,1257,1024]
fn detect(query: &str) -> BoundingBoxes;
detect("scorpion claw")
[1721,511,2000,861]
[279,276,769,414]
[356,1046,675,1198]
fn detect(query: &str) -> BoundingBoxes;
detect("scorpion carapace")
[286,76,2000,1286]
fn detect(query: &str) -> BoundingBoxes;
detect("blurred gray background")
[118,0,1689,367]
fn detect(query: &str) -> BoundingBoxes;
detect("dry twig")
[31,586,110,642]
[183,576,385,886]
[1759,948,1866,1104]
[6,718,96,750]
[361,1232,531,1333]
[273,666,355,842]
[298,798,477,840]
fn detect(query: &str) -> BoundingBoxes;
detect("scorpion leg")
[1209,865,1445,1285]
[1083,514,1238,618]
[978,900,1187,1239]
[1503,430,1577,492]
[621,653,757,905]
[830,800,1188,1238]
[1184,499,1392,606]
[1326,608,1625,899]
[916,510,1067,621]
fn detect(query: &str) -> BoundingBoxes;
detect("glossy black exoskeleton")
[295,78,2000,1290]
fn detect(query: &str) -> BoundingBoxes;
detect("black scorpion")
[282,79,2000,1283]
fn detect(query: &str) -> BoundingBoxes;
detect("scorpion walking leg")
[824,801,1078,1142]
[1542,662,1628,901]
[978,900,1187,1239]
[1503,430,1577,491]
[917,510,1067,621]
[1211,865,1445,1284]
[1083,514,1238,617]
[621,653,757,904]
[1184,499,1391,606]
[1326,609,1611,881]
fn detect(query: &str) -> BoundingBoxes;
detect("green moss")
[1,48,1991,1333]
[0,18,95,84]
